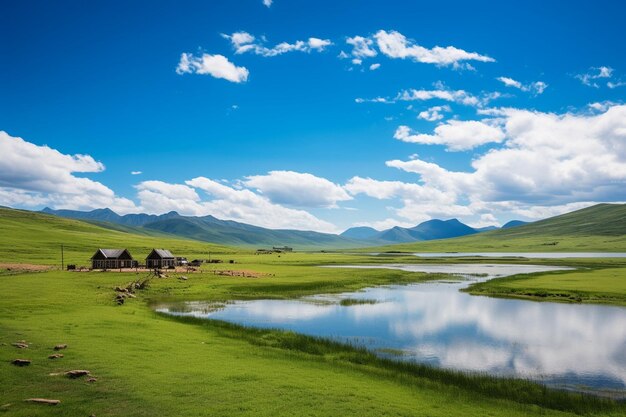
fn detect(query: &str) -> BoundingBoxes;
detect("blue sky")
[1,0,626,233]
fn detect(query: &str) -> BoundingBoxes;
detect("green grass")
[466,266,626,305]
[0,207,237,266]
[339,298,378,306]
[2,262,624,417]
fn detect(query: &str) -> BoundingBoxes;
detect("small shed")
[91,249,134,269]
[146,249,176,269]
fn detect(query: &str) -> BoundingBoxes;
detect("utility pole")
[61,244,64,271]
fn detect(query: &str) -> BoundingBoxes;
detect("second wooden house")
[145,249,176,269]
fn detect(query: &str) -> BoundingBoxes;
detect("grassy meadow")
[2,207,626,415]
[466,265,626,305]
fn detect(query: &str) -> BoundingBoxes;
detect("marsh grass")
[339,298,379,306]
[161,314,623,414]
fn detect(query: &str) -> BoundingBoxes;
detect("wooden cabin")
[91,249,134,269]
[146,249,176,269]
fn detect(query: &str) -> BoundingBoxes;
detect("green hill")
[0,207,238,266]
[371,204,626,253]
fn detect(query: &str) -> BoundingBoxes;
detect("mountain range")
[40,207,528,249]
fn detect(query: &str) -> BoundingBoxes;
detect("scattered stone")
[126,293,136,298]
[54,344,67,351]
[86,377,97,383]
[0,403,11,410]
[48,353,64,359]
[24,398,60,405]
[178,276,188,281]
[114,286,128,293]
[11,359,31,366]
[65,369,90,379]
[12,342,28,349]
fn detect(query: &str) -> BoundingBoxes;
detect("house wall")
[92,259,134,269]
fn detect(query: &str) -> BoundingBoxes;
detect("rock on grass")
[24,398,60,405]
[65,369,90,378]
[11,359,31,366]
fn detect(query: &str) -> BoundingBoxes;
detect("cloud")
[373,30,494,66]
[344,176,468,224]
[0,131,138,214]
[133,177,338,232]
[393,120,506,151]
[263,0,272,7]
[353,218,415,230]
[588,101,618,112]
[341,30,493,70]
[131,171,142,175]
[346,35,378,58]
[356,83,501,108]
[369,63,380,71]
[608,80,626,89]
[222,31,332,57]
[244,170,352,208]
[417,105,451,122]
[176,53,249,83]
[496,76,548,95]
[185,177,338,232]
[396,86,482,107]
[575,66,614,88]
[388,105,626,209]
[354,97,393,104]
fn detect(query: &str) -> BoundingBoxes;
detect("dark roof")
[148,249,174,259]
[92,249,129,259]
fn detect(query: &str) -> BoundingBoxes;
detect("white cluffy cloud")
[418,105,451,121]
[245,170,352,208]
[263,0,272,7]
[176,53,249,83]
[389,105,626,209]
[344,30,494,68]
[222,31,332,57]
[135,175,342,233]
[496,76,548,95]
[0,131,138,213]
[394,120,506,151]
[131,171,142,175]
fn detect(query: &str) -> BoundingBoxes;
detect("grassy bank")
[465,265,626,306]
[2,256,625,416]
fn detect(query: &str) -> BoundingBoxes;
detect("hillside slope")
[371,204,626,252]
[0,208,236,265]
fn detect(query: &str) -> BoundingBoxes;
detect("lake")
[408,252,626,258]
[156,263,626,396]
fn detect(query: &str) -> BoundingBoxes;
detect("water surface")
[405,252,626,258]
[156,263,626,396]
